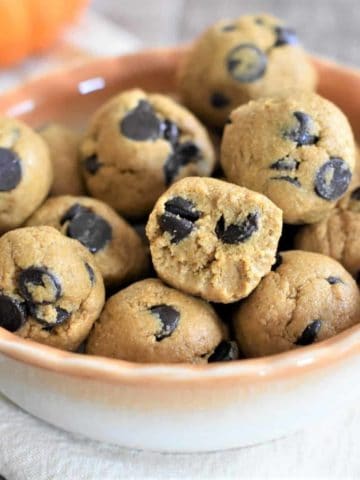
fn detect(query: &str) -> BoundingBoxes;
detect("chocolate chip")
[227,44,267,83]
[315,157,352,201]
[161,119,180,145]
[208,341,239,362]
[284,112,319,147]
[0,294,26,332]
[28,304,71,329]
[270,175,301,187]
[60,203,87,225]
[150,304,180,341]
[210,92,231,108]
[158,197,200,244]
[19,267,61,304]
[120,99,162,141]
[222,24,237,31]
[84,154,102,175]
[85,262,95,285]
[216,212,259,244]
[164,141,201,185]
[326,276,344,285]
[0,147,22,191]
[351,187,360,200]
[274,26,298,47]
[66,209,112,253]
[254,17,265,25]
[295,319,322,346]
[270,157,299,171]
[271,253,283,271]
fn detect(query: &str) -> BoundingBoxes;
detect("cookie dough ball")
[26,195,149,287]
[80,89,216,218]
[178,13,316,127]
[39,123,85,196]
[295,185,360,279]
[221,92,355,224]
[0,117,53,233]
[234,251,360,357]
[0,226,105,351]
[86,278,237,364]
[146,177,282,303]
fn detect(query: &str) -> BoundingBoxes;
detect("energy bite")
[80,89,216,218]
[39,123,85,196]
[26,195,149,287]
[234,250,360,357]
[221,91,355,224]
[146,177,282,303]
[86,278,237,364]
[0,117,53,233]
[0,226,105,351]
[295,185,360,280]
[178,13,316,127]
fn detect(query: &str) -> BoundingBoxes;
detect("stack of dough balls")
[0,12,359,364]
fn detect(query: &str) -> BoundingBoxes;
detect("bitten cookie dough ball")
[221,92,355,224]
[0,226,105,351]
[0,117,53,233]
[26,195,149,287]
[234,251,360,357]
[80,89,216,218]
[146,177,282,303]
[86,278,238,364]
[39,123,85,196]
[178,13,316,127]
[295,186,360,280]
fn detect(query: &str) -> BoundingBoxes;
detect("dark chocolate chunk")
[85,262,95,285]
[60,203,87,225]
[210,92,231,109]
[66,210,112,253]
[164,141,201,185]
[216,212,259,244]
[315,157,352,201]
[226,44,267,83]
[150,304,180,341]
[120,99,162,141]
[208,341,239,362]
[222,24,237,31]
[0,294,26,332]
[326,276,344,285]
[351,186,360,200]
[19,267,61,304]
[0,147,22,191]
[274,26,298,47]
[284,112,319,147]
[270,175,301,187]
[84,154,102,175]
[161,119,180,145]
[29,304,71,329]
[158,196,200,244]
[270,157,299,171]
[295,319,322,346]
[271,253,283,271]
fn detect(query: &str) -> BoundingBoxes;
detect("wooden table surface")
[93,0,360,66]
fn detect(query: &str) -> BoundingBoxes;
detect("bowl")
[1,47,360,452]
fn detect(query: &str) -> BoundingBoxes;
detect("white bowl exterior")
[1,351,360,452]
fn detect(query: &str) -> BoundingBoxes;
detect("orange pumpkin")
[0,0,89,67]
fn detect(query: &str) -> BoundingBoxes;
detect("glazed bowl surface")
[1,48,360,452]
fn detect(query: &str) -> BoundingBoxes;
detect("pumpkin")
[0,0,89,67]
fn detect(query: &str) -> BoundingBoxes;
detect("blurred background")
[0,0,359,92]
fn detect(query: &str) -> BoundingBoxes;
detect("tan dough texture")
[80,89,216,218]
[295,185,360,278]
[26,195,149,287]
[39,123,85,196]
[0,226,105,351]
[0,117,53,233]
[221,91,355,224]
[86,278,229,364]
[178,13,317,127]
[234,250,360,357]
[146,177,282,303]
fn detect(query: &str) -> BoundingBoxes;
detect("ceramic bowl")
[0,48,360,452]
